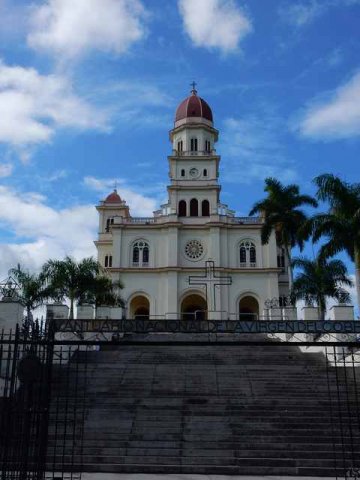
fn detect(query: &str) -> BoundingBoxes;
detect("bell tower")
[166,85,223,219]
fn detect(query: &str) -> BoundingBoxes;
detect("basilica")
[95,87,290,320]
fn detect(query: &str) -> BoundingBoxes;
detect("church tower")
[159,84,233,220]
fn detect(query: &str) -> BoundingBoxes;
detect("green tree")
[79,276,124,308]
[42,256,102,319]
[249,178,318,289]
[9,264,52,320]
[292,255,353,319]
[306,174,360,312]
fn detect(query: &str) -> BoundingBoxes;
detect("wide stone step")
[47,339,360,476]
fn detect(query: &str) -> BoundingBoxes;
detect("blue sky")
[0,0,359,303]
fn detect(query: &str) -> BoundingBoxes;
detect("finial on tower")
[190,81,197,95]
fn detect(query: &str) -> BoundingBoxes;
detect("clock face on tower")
[189,167,199,178]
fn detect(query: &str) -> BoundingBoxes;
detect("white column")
[166,271,178,319]
[77,304,95,319]
[302,306,319,321]
[330,305,354,321]
[0,299,24,331]
[113,228,122,268]
[96,306,111,319]
[283,307,297,320]
[46,303,69,320]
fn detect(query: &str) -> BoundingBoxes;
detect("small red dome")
[104,190,122,203]
[175,89,213,124]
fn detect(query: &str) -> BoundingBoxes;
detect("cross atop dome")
[190,81,197,95]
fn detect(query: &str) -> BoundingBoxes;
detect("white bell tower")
[165,84,224,219]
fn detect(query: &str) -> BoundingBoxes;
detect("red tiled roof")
[175,91,213,123]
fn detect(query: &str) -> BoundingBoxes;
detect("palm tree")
[306,174,360,312]
[9,264,52,321]
[291,255,353,320]
[79,276,124,308]
[249,178,318,289]
[42,256,101,319]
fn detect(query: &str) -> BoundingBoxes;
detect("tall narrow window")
[132,241,150,267]
[202,199,210,216]
[105,255,112,267]
[179,200,187,217]
[143,246,149,264]
[181,169,185,177]
[132,246,139,264]
[239,241,256,267]
[177,140,183,152]
[105,218,114,232]
[205,140,211,152]
[240,246,247,264]
[203,168,207,177]
[277,248,285,270]
[190,138,198,152]
[190,198,198,217]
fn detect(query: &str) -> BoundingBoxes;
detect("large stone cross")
[189,260,232,313]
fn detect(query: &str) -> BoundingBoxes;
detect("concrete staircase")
[48,334,360,476]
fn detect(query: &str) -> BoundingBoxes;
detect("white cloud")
[27,0,147,59]
[220,115,297,184]
[299,71,360,139]
[0,163,12,177]
[279,0,324,26]
[84,176,159,217]
[0,185,97,279]
[279,0,360,27]
[0,60,109,149]
[178,0,252,53]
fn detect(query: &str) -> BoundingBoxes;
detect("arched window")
[190,138,198,152]
[181,169,185,177]
[190,198,198,216]
[132,241,150,267]
[177,140,183,152]
[203,168,207,177]
[202,199,210,216]
[178,200,187,217]
[239,240,256,267]
[205,140,211,152]
[105,255,113,268]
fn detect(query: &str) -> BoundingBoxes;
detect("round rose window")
[185,239,204,260]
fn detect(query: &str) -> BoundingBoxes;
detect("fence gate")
[1,319,360,479]
[0,323,88,480]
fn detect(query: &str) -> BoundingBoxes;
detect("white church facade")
[95,87,290,320]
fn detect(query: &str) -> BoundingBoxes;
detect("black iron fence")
[0,319,360,479]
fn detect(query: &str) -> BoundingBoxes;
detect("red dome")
[104,190,122,203]
[175,89,213,124]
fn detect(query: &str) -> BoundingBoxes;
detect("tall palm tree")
[42,256,101,319]
[249,178,318,289]
[307,174,360,312]
[291,255,353,320]
[9,264,51,321]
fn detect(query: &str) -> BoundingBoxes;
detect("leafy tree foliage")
[249,177,318,289]
[305,174,360,311]
[292,255,353,320]
[9,265,52,320]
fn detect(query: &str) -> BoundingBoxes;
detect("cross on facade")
[189,260,232,313]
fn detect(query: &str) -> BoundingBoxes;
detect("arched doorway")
[239,296,259,320]
[129,295,150,319]
[181,294,207,320]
